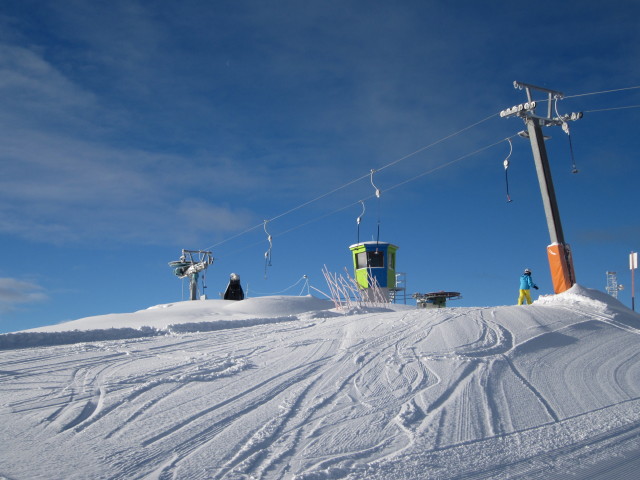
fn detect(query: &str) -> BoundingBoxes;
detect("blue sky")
[1,0,639,332]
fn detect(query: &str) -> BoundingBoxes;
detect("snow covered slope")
[2,286,640,479]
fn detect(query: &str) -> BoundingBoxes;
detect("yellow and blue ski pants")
[518,289,532,305]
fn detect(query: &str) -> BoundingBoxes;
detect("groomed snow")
[2,285,640,479]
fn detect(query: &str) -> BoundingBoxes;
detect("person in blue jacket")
[518,268,539,305]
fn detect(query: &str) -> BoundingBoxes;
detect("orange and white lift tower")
[500,81,583,294]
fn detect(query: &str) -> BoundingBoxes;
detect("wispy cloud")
[2,1,635,254]
[0,278,47,311]
[0,130,262,245]
[0,38,265,247]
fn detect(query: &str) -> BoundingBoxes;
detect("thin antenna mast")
[370,169,381,246]
[356,200,366,244]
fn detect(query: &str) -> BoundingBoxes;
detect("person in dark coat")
[224,273,244,301]
[517,268,538,305]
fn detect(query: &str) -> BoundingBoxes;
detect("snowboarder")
[223,273,244,301]
[517,268,538,305]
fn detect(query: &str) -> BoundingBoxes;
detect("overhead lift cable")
[514,85,640,114]
[202,84,639,260]
[583,105,640,113]
[216,134,518,263]
[563,85,640,99]
[246,274,310,296]
[202,111,499,253]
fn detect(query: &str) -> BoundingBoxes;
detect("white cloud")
[0,43,98,121]
[0,124,266,245]
[0,278,47,310]
[0,38,279,247]
[0,41,263,246]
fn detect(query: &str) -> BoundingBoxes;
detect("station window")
[368,251,384,267]
[356,252,368,269]
[357,250,385,269]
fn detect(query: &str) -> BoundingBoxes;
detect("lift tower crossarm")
[501,81,583,127]
[514,81,563,121]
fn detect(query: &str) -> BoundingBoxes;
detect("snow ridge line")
[558,306,640,335]
[44,361,116,433]
[149,363,326,480]
[503,355,560,423]
[103,383,185,439]
[280,319,430,475]
[0,316,300,350]
[59,393,100,432]
[105,361,325,480]
[82,357,251,436]
[431,399,640,480]
[141,358,326,448]
[214,378,321,479]
[422,361,479,422]
[0,327,161,350]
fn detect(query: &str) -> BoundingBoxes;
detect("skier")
[223,273,244,301]
[517,268,538,305]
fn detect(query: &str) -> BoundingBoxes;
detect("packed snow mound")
[2,285,640,479]
[0,295,335,350]
[536,283,635,320]
[221,295,334,315]
[536,283,617,309]
[0,286,634,351]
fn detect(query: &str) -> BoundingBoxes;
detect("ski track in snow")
[2,288,640,479]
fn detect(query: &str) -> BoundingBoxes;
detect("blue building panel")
[349,241,398,290]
